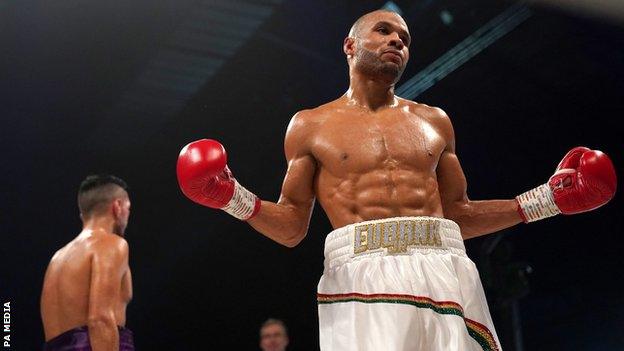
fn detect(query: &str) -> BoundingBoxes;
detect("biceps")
[436,151,468,205]
[278,154,316,211]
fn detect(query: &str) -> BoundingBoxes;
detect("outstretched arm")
[247,111,317,247]
[435,109,616,239]
[434,109,522,239]
[437,147,522,239]
[177,111,317,247]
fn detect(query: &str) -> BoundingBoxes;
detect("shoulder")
[286,102,334,133]
[401,99,451,123]
[284,102,336,156]
[287,97,345,128]
[401,99,454,139]
[91,234,129,259]
[45,246,66,272]
[284,109,318,159]
[287,108,318,133]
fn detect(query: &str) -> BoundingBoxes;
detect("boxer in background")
[41,174,134,351]
[176,9,617,351]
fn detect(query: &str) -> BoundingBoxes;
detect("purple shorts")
[43,326,135,350]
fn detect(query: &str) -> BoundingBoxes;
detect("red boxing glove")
[176,139,261,220]
[516,146,617,222]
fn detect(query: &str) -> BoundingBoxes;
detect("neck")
[346,69,397,111]
[82,216,118,236]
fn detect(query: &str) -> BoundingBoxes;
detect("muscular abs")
[309,102,448,228]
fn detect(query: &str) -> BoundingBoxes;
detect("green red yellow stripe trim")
[317,292,499,351]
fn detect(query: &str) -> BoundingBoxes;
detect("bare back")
[286,96,454,229]
[40,230,132,341]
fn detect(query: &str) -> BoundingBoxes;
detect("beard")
[354,47,405,82]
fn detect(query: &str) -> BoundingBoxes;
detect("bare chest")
[311,112,447,174]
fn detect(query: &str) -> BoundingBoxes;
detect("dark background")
[2,0,623,349]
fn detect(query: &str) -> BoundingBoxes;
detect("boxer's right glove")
[176,139,261,220]
[515,146,617,222]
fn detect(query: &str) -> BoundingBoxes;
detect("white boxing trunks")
[317,216,501,351]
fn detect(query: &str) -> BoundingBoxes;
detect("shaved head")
[78,174,129,218]
[344,9,410,83]
[348,10,405,38]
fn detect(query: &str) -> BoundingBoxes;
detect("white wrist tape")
[516,183,561,222]
[223,180,259,220]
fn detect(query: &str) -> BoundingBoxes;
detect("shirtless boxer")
[176,10,617,351]
[41,175,134,351]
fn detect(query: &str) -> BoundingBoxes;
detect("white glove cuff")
[516,183,561,222]
[223,180,259,220]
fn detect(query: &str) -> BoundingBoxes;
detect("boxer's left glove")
[516,146,617,222]
[176,139,261,220]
